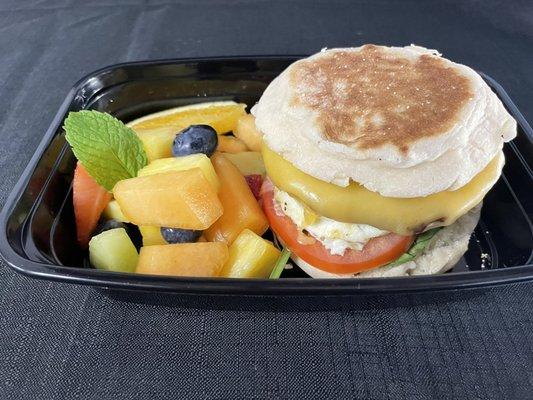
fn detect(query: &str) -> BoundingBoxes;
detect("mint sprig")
[385,227,441,268]
[64,110,148,191]
[269,247,291,279]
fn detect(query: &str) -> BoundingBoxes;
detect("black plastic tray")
[0,56,532,295]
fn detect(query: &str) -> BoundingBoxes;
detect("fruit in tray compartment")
[221,229,281,278]
[89,228,139,273]
[137,154,220,191]
[218,135,248,153]
[205,154,269,245]
[113,169,223,229]
[160,227,202,244]
[135,128,174,162]
[244,175,263,200]
[103,200,129,223]
[128,101,246,134]
[136,242,229,277]
[93,219,127,236]
[234,114,263,151]
[73,163,112,248]
[139,226,166,246]
[172,125,218,157]
[128,102,247,162]
[224,152,266,176]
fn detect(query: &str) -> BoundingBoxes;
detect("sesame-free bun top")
[253,45,516,198]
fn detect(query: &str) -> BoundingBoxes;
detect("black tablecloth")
[1,1,532,399]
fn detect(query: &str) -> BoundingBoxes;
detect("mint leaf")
[64,111,148,191]
[385,227,441,268]
[269,247,291,279]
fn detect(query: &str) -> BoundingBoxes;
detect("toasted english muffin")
[253,45,516,198]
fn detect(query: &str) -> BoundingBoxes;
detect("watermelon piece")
[73,162,112,248]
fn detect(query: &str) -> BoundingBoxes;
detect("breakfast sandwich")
[253,44,517,278]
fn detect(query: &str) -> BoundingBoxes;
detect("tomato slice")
[261,185,414,274]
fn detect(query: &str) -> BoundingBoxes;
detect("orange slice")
[127,101,247,161]
[127,101,247,134]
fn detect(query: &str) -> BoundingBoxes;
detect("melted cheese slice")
[262,145,504,235]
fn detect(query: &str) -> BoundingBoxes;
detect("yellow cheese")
[262,145,503,235]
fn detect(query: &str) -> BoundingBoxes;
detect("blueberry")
[124,223,143,250]
[160,227,202,244]
[93,219,126,236]
[172,125,218,157]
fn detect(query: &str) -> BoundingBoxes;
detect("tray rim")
[0,55,532,295]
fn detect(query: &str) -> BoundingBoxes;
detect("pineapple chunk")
[102,200,129,223]
[221,229,281,278]
[137,154,220,191]
[139,226,166,246]
[135,128,174,162]
[218,135,248,153]
[136,242,229,277]
[234,114,263,151]
[205,154,269,245]
[113,169,223,229]
[224,152,266,177]
[89,228,138,272]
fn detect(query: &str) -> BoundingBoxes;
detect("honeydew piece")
[89,228,138,273]
[102,200,129,223]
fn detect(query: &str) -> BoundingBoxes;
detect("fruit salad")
[65,101,288,279]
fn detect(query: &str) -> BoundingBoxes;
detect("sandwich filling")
[273,188,388,256]
[260,144,505,274]
[263,144,504,235]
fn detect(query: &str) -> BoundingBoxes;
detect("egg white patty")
[273,188,388,255]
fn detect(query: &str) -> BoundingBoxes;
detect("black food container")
[0,56,532,295]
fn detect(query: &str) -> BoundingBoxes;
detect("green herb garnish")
[269,247,291,279]
[64,110,148,191]
[385,227,441,268]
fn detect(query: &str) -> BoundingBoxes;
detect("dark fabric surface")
[1,1,532,399]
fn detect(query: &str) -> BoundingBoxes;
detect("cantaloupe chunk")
[218,135,248,153]
[113,169,223,229]
[234,114,263,151]
[136,242,229,277]
[137,154,220,191]
[205,154,268,245]
[221,229,281,278]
